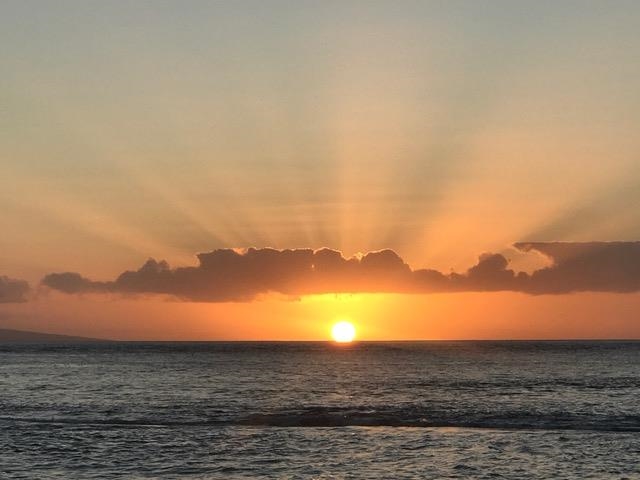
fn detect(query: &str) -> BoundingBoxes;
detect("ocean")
[1,341,638,479]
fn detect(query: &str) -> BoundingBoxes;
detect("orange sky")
[1,291,638,341]
[1,2,640,339]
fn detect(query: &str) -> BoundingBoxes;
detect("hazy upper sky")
[1,1,640,339]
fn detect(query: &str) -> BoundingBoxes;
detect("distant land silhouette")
[0,328,107,343]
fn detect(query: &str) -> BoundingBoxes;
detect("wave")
[2,407,639,432]
[237,407,640,431]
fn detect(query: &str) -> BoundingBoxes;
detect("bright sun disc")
[331,321,356,343]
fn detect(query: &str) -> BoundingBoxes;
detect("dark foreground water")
[0,341,638,479]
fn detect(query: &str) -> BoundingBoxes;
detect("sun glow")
[331,320,356,343]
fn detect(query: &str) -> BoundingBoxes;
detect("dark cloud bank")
[0,276,30,303]
[41,242,640,302]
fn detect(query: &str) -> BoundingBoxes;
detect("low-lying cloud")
[40,242,640,301]
[0,276,30,303]
[515,242,640,294]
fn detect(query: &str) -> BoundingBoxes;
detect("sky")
[1,1,640,340]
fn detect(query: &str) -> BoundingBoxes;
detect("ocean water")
[0,341,638,479]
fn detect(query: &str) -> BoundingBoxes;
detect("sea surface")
[0,341,638,479]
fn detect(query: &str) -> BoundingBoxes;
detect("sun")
[331,321,356,343]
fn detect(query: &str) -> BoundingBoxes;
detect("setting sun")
[331,321,356,343]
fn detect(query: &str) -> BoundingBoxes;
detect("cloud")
[0,276,30,303]
[516,242,640,294]
[41,242,640,301]
[40,272,110,295]
[42,248,413,301]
